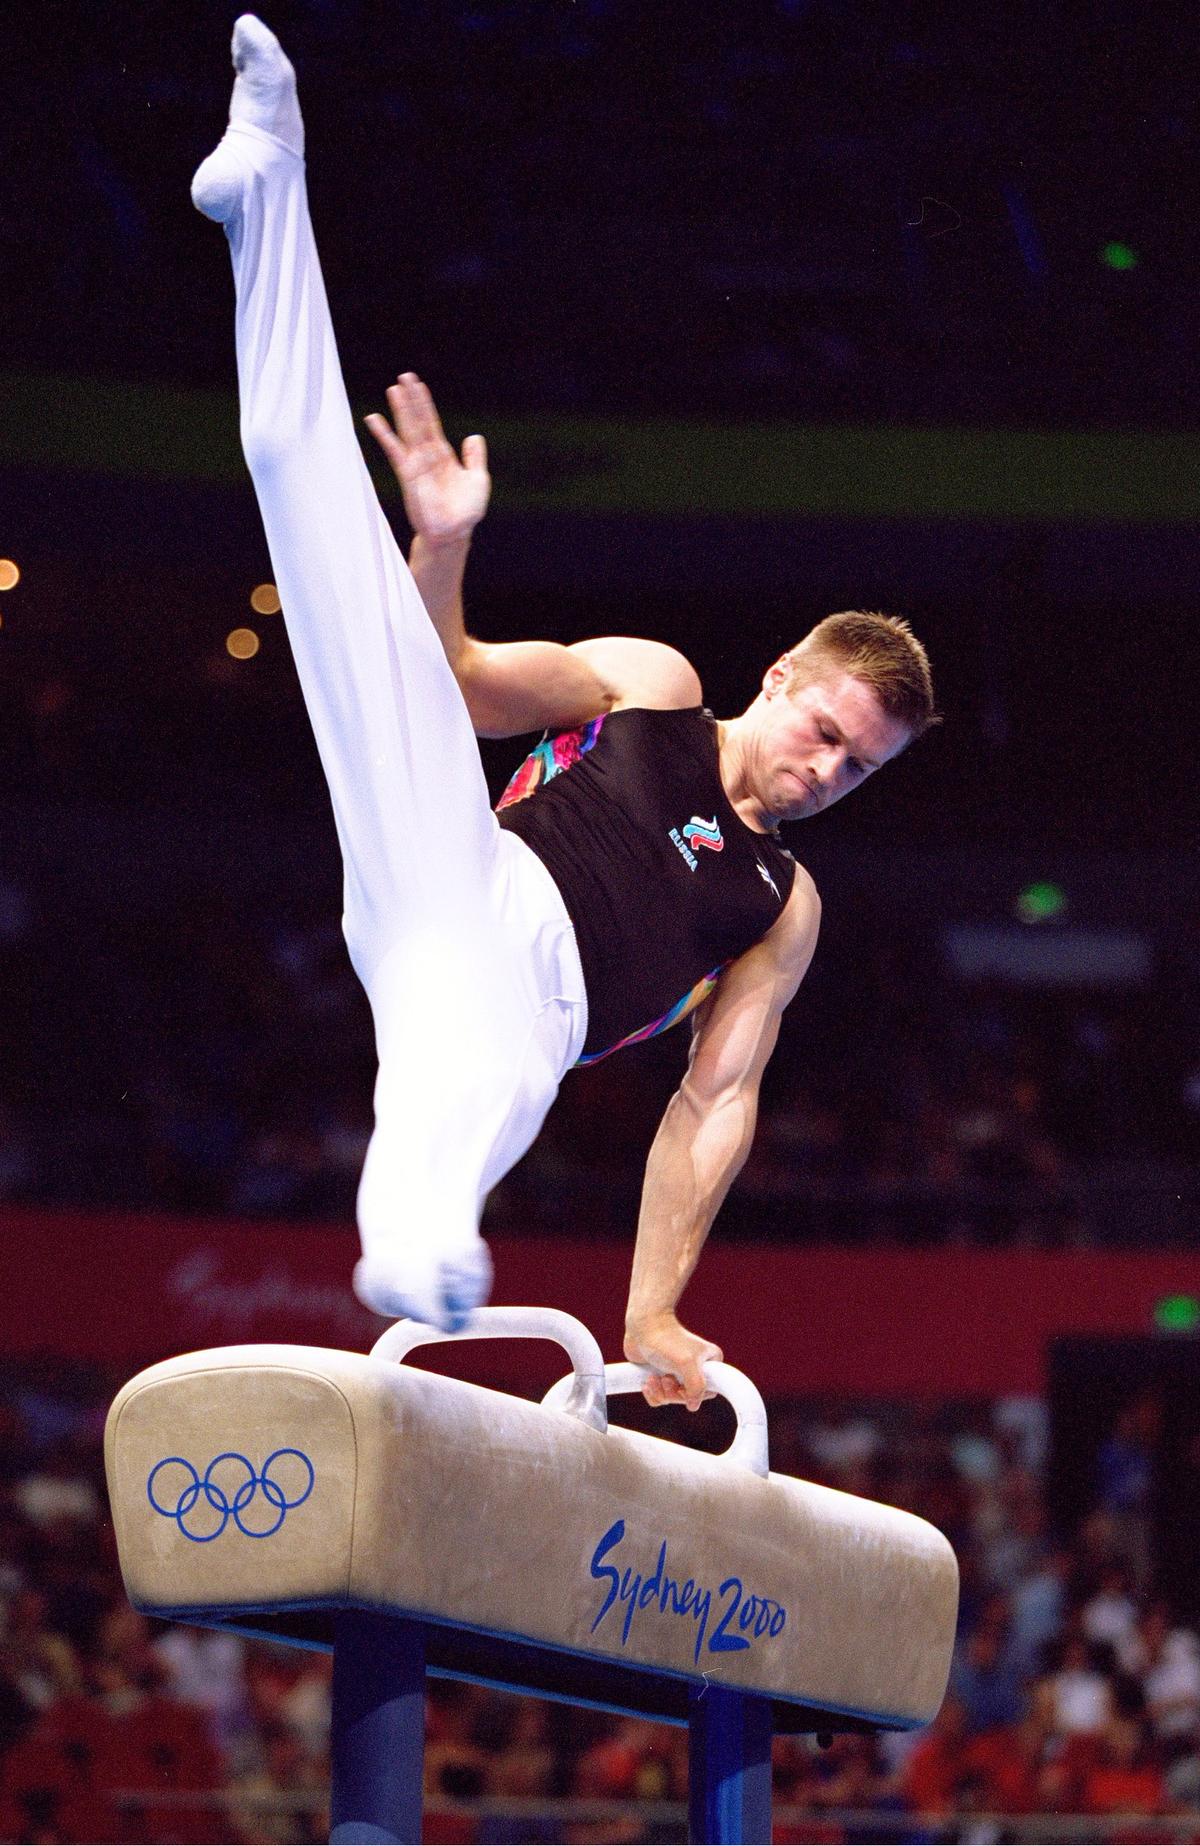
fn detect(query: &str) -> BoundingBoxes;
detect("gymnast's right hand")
[625,1313,723,1414]
[365,372,491,548]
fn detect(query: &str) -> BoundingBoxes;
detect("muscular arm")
[624,868,822,1408]
[411,532,699,734]
[417,551,693,739]
[369,375,700,733]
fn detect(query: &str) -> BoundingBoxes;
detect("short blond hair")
[787,610,940,738]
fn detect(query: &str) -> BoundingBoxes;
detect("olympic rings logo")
[147,1449,315,1542]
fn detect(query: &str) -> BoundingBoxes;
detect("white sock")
[227,15,304,155]
[191,15,304,224]
[353,1243,494,1334]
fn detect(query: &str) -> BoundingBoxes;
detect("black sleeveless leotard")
[495,706,797,1064]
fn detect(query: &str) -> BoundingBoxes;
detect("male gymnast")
[192,17,937,1411]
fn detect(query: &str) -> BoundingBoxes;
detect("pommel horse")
[105,1307,958,1844]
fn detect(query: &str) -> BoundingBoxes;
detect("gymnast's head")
[730,610,939,824]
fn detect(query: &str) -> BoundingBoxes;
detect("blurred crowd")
[3,1365,1200,1843]
[0,859,1194,1248]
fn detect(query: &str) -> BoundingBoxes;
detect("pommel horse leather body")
[106,1308,957,1737]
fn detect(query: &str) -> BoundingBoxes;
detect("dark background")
[0,0,1196,1234]
[3,0,1199,840]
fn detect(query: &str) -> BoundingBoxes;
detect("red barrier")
[7,1204,1199,1397]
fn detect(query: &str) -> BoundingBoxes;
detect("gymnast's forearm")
[408,532,474,674]
[625,1087,757,1331]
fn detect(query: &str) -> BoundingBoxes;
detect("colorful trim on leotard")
[575,963,727,1066]
[496,714,608,810]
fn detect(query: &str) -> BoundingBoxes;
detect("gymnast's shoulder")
[698,865,821,1033]
[763,861,821,973]
[567,636,701,711]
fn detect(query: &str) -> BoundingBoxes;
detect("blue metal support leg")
[687,1686,773,1844]
[330,1612,426,1844]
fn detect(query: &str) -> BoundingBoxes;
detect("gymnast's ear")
[762,655,792,697]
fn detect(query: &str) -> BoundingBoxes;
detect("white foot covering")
[191,14,304,224]
[353,1242,494,1334]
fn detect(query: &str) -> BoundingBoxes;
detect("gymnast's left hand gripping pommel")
[623,1311,725,1414]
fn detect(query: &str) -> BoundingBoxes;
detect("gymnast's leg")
[191,17,537,1328]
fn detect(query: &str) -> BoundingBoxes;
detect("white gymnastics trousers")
[194,107,587,1327]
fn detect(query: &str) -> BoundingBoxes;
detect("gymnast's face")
[756,660,910,823]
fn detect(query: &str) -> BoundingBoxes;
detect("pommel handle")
[542,1359,770,1476]
[370,1306,608,1433]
